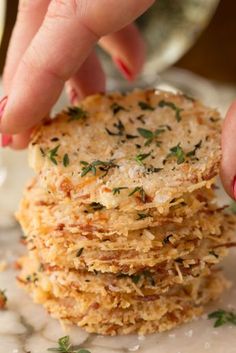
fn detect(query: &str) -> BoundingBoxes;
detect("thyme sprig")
[129,186,146,202]
[80,160,117,177]
[112,187,128,195]
[48,336,90,353]
[208,309,236,327]
[137,127,165,146]
[135,152,151,165]
[158,100,183,122]
[48,145,60,165]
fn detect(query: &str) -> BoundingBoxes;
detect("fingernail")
[113,58,134,81]
[0,96,8,119]
[1,134,12,148]
[233,176,236,199]
[67,86,79,106]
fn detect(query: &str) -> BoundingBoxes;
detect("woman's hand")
[221,102,236,199]
[0,0,154,149]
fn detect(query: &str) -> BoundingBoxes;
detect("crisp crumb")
[0,290,7,309]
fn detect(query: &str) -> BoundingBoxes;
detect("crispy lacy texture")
[29,89,222,211]
[17,177,216,235]
[18,266,227,335]
[17,203,235,274]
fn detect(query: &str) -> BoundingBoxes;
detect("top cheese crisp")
[29,89,221,211]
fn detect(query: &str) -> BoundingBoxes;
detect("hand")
[221,101,236,199]
[0,0,154,149]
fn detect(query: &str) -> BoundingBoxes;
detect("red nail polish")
[1,134,12,148]
[113,58,134,81]
[233,176,236,199]
[0,96,8,119]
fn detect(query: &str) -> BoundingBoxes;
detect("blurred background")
[0,0,235,83]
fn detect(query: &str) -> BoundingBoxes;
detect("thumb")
[220,100,236,199]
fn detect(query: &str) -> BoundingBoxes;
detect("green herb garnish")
[80,160,117,177]
[131,274,141,284]
[67,107,87,121]
[158,100,183,122]
[112,187,128,195]
[63,154,70,167]
[111,102,127,115]
[137,213,150,220]
[138,101,154,111]
[137,127,165,146]
[48,335,90,353]
[135,152,151,165]
[48,145,60,165]
[208,309,236,327]
[229,201,236,214]
[105,120,125,136]
[76,248,84,257]
[129,186,146,202]
[186,140,202,157]
[126,134,138,139]
[167,143,185,164]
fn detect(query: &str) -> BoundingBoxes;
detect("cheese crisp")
[29,90,221,211]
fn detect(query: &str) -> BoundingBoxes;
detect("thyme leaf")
[135,152,151,165]
[131,274,141,284]
[129,186,146,202]
[112,187,128,195]
[48,145,60,165]
[208,309,236,327]
[138,101,154,111]
[137,127,165,146]
[186,140,202,157]
[80,160,117,177]
[137,213,150,220]
[105,120,125,136]
[167,143,185,164]
[48,335,91,353]
[63,153,70,167]
[111,102,128,115]
[67,107,87,121]
[158,100,183,122]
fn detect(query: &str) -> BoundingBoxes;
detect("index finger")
[1,0,154,134]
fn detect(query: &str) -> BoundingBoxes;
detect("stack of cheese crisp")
[17,89,235,336]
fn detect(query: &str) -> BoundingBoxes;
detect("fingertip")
[220,100,236,199]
